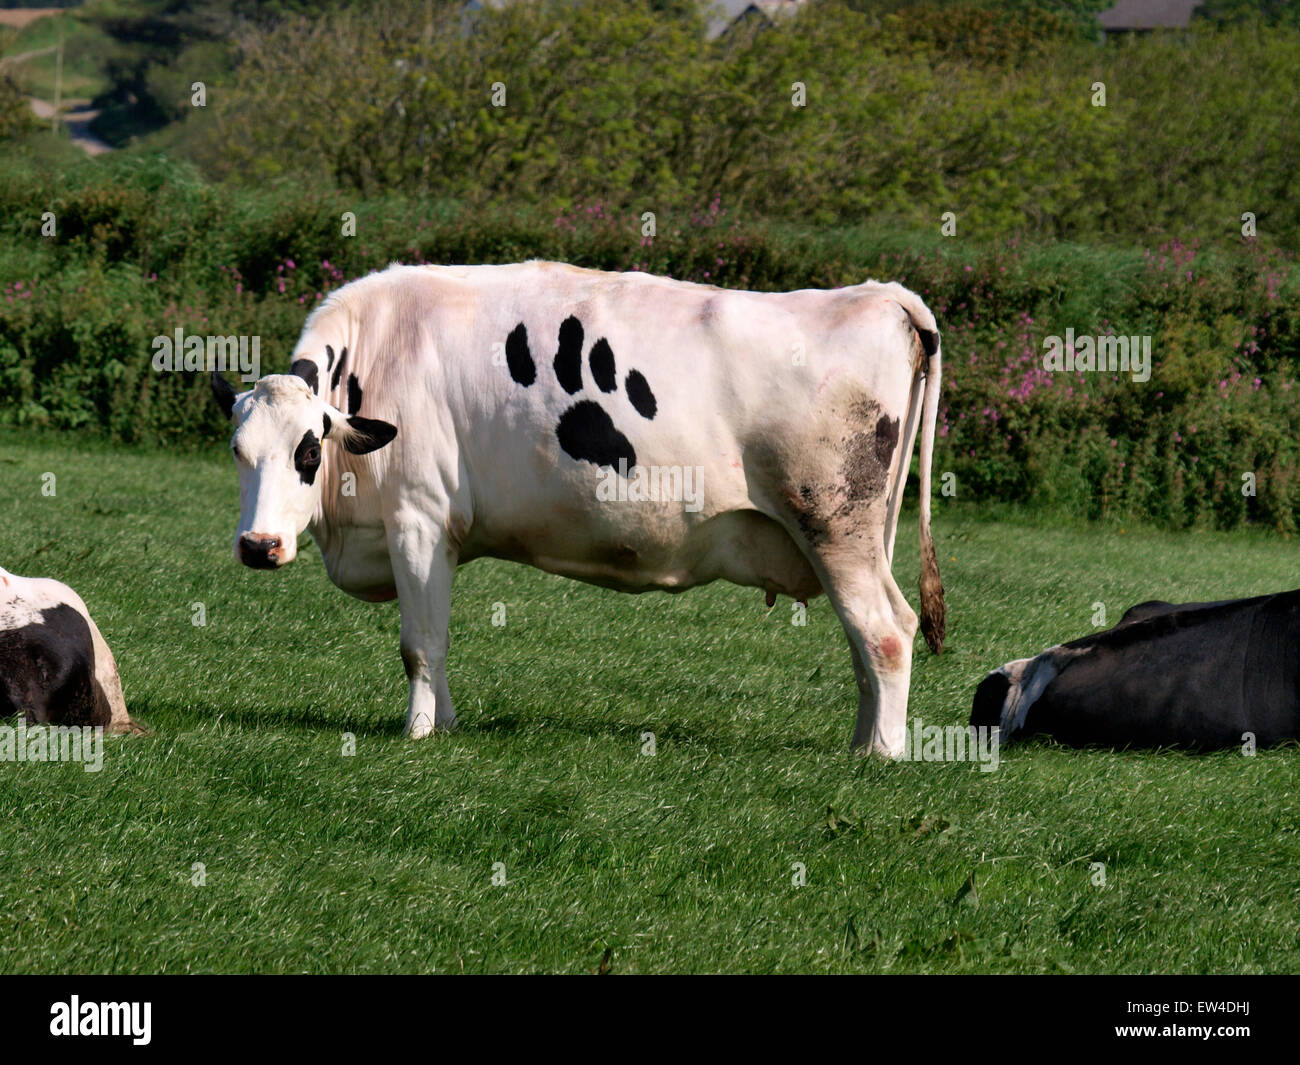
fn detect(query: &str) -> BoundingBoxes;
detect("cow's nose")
[238,533,284,569]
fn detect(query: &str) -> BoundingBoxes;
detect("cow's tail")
[900,295,945,655]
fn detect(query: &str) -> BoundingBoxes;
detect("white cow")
[211,262,944,754]
[0,567,136,731]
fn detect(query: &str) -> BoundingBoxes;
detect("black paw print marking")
[505,316,657,470]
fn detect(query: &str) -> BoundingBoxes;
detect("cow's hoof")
[407,714,436,740]
[852,740,904,759]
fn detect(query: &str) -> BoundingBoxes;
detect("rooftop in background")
[705,0,809,40]
[1098,0,1205,31]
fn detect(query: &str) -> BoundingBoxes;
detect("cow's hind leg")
[814,544,918,756]
[389,514,458,739]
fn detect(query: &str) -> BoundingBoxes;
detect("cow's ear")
[210,371,238,420]
[342,415,397,455]
[290,358,320,394]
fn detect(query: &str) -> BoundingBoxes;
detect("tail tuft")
[919,533,945,654]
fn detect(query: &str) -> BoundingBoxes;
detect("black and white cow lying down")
[972,590,1300,749]
[0,567,137,732]
[211,261,946,755]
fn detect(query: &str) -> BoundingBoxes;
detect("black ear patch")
[294,429,322,485]
[347,373,363,414]
[291,359,319,394]
[211,371,238,420]
[343,415,397,455]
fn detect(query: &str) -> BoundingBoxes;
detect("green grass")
[1,430,1298,973]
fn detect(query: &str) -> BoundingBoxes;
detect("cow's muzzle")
[238,533,286,569]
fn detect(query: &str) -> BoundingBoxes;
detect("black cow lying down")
[0,566,139,732]
[972,590,1300,749]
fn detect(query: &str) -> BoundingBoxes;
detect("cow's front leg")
[390,515,458,739]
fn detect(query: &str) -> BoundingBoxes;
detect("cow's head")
[211,372,396,569]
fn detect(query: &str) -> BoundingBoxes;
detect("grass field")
[1,429,1297,974]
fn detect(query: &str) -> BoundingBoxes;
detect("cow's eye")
[293,430,323,484]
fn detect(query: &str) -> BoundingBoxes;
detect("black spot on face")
[323,413,332,439]
[506,323,536,386]
[325,345,337,371]
[294,429,322,485]
[556,400,636,470]
[589,338,616,392]
[554,316,584,394]
[330,347,348,392]
[291,359,319,394]
[347,373,363,414]
[625,370,657,420]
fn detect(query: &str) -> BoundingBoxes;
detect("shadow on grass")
[124,697,409,738]
[137,693,845,756]
[470,710,840,756]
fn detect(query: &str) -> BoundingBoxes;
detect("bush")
[150,0,1300,250]
[0,152,1296,531]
